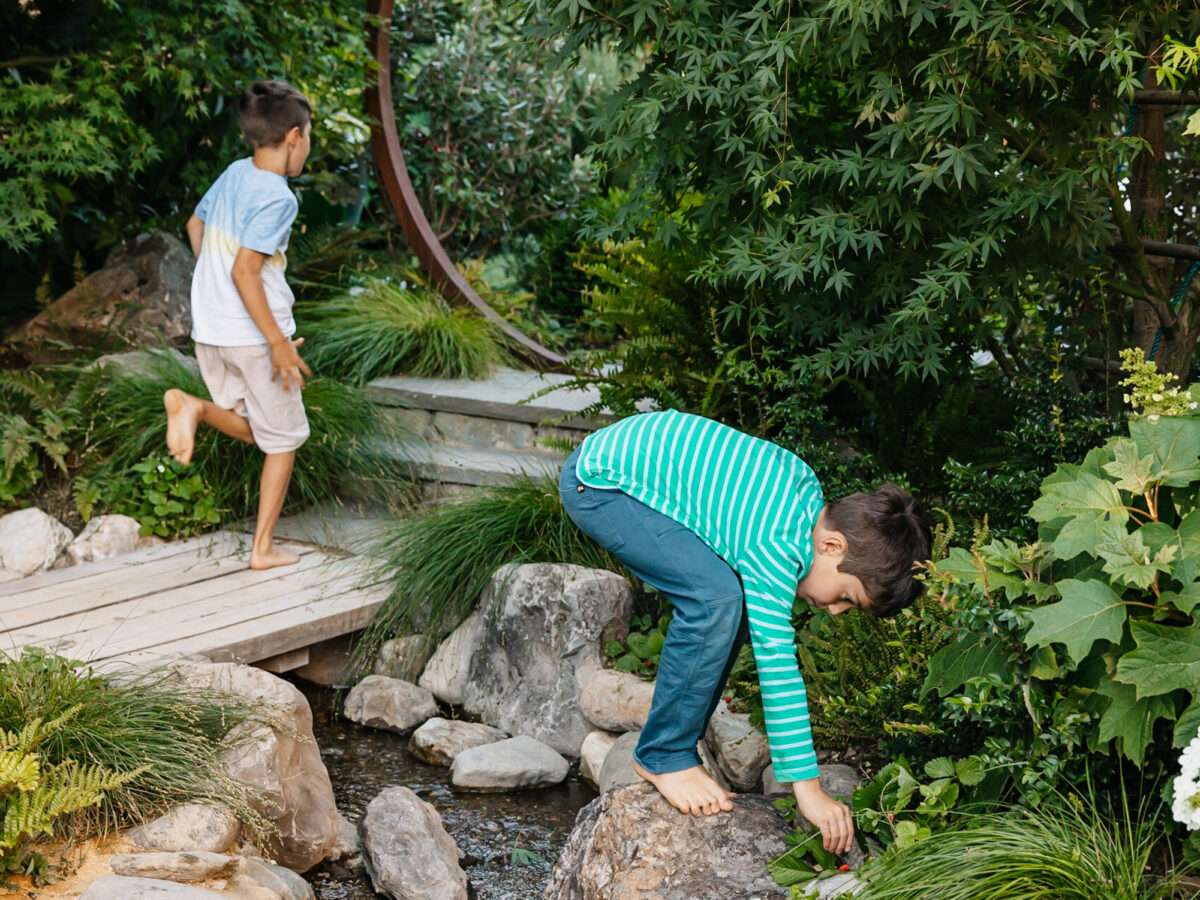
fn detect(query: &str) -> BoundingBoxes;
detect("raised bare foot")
[249,542,301,570]
[163,389,202,465]
[633,760,735,817]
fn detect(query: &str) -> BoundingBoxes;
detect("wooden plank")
[39,569,388,662]
[257,646,311,673]
[2,549,340,649]
[0,531,247,599]
[0,544,317,623]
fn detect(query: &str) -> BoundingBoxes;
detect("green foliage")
[110,454,222,538]
[301,277,513,382]
[853,792,1185,900]
[388,0,607,255]
[0,647,268,844]
[69,350,412,523]
[0,370,70,507]
[355,474,625,669]
[605,612,670,679]
[1,707,144,885]
[2,0,371,314]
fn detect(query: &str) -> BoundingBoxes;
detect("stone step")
[384,441,566,487]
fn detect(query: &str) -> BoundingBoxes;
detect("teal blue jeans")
[559,446,749,774]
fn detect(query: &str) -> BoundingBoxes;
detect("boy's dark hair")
[239,81,312,149]
[823,483,932,618]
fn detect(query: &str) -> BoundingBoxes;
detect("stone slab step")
[385,441,565,487]
[368,368,610,430]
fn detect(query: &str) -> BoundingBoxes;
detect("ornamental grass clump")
[301,279,512,383]
[0,648,270,840]
[353,474,624,670]
[855,793,1186,900]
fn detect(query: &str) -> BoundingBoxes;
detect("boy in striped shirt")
[559,409,931,853]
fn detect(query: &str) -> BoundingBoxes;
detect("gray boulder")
[226,857,316,900]
[461,564,633,756]
[578,730,620,790]
[578,669,655,732]
[109,851,239,882]
[59,514,142,567]
[597,731,642,794]
[705,701,770,792]
[15,231,194,356]
[544,782,791,900]
[124,802,241,854]
[376,634,437,682]
[419,610,485,705]
[450,735,570,792]
[78,876,223,899]
[343,675,439,734]
[360,786,468,900]
[409,717,507,766]
[0,507,72,581]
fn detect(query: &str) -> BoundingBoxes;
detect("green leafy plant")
[1,707,145,886]
[354,474,626,669]
[0,370,71,507]
[605,612,670,678]
[108,454,222,538]
[302,277,513,382]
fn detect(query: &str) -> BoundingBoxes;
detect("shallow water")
[299,681,596,899]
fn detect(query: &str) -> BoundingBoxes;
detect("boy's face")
[796,523,871,616]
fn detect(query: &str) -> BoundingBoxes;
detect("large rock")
[544,782,791,900]
[226,857,316,900]
[409,717,507,766]
[0,507,72,581]
[360,786,468,900]
[419,610,485,705]
[597,731,729,794]
[461,564,633,756]
[705,701,770,792]
[376,634,437,682]
[15,231,194,355]
[78,876,223,899]
[343,675,439,734]
[578,669,655,733]
[61,514,142,567]
[109,851,240,882]
[449,735,570,792]
[579,730,620,789]
[125,802,242,854]
[762,763,860,803]
[178,662,340,872]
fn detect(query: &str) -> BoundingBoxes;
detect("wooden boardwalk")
[0,529,389,671]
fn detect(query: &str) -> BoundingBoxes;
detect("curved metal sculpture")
[366,0,567,370]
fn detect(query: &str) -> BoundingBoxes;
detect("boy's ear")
[817,529,849,558]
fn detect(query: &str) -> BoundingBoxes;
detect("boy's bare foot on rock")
[249,542,301,570]
[633,761,735,817]
[164,389,201,465]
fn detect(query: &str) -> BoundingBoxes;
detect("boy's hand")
[793,778,855,854]
[270,336,312,392]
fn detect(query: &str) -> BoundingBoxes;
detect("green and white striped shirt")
[577,409,824,781]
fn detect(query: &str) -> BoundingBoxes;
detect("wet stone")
[450,735,570,792]
[343,674,439,735]
[409,717,508,767]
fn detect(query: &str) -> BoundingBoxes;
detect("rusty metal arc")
[366,0,567,370]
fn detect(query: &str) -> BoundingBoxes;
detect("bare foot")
[634,760,735,817]
[249,542,301,570]
[164,389,202,465]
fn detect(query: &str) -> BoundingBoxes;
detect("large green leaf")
[1163,582,1200,616]
[1096,527,1177,590]
[1023,579,1125,663]
[1176,696,1200,747]
[1096,679,1174,766]
[1115,621,1200,699]
[1029,471,1128,559]
[920,634,1008,698]
[1129,417,1200,488]
[1103,438,1158,493]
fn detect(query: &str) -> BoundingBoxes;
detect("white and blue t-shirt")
[190,158,299,346]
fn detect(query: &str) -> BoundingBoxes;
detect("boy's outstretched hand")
[270,336,312,391]
[793,777,855,854]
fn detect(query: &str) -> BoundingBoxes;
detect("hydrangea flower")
[1172,735,1200,830]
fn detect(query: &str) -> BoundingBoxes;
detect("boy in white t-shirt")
[164,81,313,570]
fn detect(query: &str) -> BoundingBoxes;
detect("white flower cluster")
[1173,736,1200,830]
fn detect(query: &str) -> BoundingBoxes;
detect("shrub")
[354,474,625,668]
[68,350,412,523]
[111,454,223,539]
[0,648,268,848]
[302,278,512,382]
[0,370,71,508]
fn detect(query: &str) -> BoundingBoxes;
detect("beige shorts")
[195,343,310,454]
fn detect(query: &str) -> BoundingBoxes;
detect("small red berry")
[887,812,895,822]
[838,864,851,872]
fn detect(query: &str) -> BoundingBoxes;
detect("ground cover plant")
[354,474,624,669]
[0,648,270,881]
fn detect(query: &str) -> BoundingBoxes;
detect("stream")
[298,681,596,899]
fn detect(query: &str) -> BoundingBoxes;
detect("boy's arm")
[230,247,311,391]
[186,215,205,259]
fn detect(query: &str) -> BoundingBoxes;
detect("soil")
[1,835,133,899]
